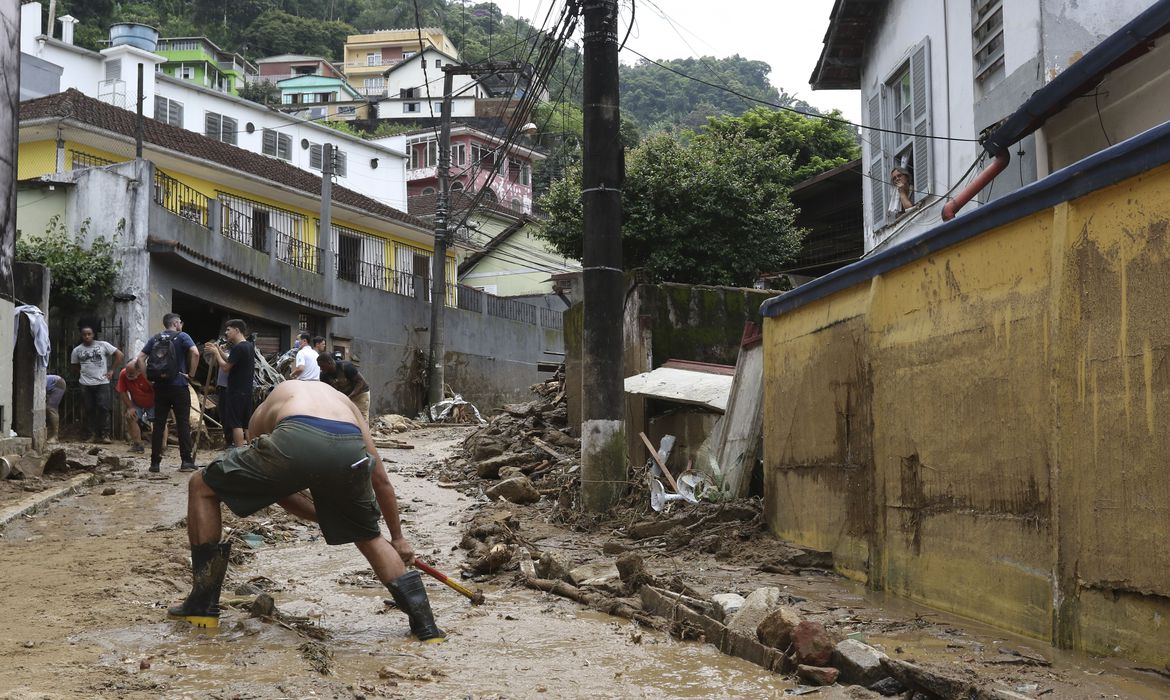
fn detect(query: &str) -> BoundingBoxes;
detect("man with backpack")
[136,313,200,473]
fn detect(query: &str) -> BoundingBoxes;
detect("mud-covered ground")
[0,430,1167,699]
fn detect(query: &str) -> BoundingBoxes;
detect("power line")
[451,1,579,234]
[621,46,980,144]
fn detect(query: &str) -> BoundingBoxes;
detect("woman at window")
[889,165,915,215]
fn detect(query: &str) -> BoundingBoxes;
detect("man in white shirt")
[290,332,323,381]
[70,326,123,443]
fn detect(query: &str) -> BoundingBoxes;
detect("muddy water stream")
[1,429,793,699]
[3,428,1169,698]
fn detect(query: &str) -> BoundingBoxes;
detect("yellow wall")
[762,163,1170,664]
[17,138,452,269]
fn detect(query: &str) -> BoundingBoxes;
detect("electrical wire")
[451,1,579,234]
[621,47,980,144]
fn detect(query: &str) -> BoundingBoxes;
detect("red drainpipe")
[942,150,1011,221]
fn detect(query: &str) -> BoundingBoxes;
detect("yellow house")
[15,88,528,414]
[343,28,459,97]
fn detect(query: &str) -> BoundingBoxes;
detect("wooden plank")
[716,343,765,498]
[638,431,679,492]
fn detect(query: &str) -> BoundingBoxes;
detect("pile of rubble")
[438,368,580,504]
[370,414,422,449]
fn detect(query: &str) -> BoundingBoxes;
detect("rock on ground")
[485,476,540,504]
[711,593,745,622]
[833,639,888,686]
[536,552,571,581]
[797,664,840,686]
[757,605,802,650]
[725,587,782,636]
[792,620,836,667]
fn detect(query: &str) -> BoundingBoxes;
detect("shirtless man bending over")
[167,380,444,643]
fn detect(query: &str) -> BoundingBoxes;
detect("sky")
[500,0,862,123]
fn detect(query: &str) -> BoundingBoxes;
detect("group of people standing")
[61,319,368,467]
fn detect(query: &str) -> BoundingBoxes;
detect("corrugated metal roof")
[624,367,734,413]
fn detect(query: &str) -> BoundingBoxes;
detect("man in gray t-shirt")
[70,326,123,443]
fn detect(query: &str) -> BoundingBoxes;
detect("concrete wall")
[45,161,560,418]
[761,154,1170,663]
[565,279,771,435]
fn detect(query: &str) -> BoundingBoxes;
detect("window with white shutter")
[155,97,184,126]
[262,129,278,156]
[333,149,347,177]
[867,38,932,232]
[309,143,322,170]
[204,112,238,144]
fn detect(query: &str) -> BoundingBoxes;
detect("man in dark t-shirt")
[204,319,254,448]
[137,313,200,473]
[317,352,371,421]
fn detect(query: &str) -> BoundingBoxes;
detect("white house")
[18,1,410,212]
[811,0,1170,253]
[375,48,485,120]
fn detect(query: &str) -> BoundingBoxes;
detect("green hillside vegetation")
[45,1,824,133]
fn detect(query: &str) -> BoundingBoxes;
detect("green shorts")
[201,417,380,545]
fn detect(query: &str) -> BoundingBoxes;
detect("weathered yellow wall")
[763,163,1170,664]
[17,139,450,266]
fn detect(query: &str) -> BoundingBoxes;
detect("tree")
[702,107,860,185]
[16,216,123,312]
[237,80,281,108]
[537,131,802,287]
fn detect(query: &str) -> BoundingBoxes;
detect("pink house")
[399,126,545,214]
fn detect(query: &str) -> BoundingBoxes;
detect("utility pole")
[579,0,625,512]
[321,143,334,343]
[135,63,144,158]
[426,61,526,407]
[427,72,454,407]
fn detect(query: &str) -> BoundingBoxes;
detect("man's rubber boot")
[385,570,446,643]
[168,542,230,628]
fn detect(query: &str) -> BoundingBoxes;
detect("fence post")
[208,198,222,234]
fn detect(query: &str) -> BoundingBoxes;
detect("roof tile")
[20,89,430,232]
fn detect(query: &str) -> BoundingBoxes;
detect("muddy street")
[1,428,1169,699]
[0,429,788,699]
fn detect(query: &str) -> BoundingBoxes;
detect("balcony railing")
[540,306,563,330]
[153,169,210,227]
[456,284,483,312]
[70,149,117,171]
[219,192,307,255]
[275,231,322,273]
[487,295,537,324]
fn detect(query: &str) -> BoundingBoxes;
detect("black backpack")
[146,332,180,382]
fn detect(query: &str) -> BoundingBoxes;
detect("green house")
[155,37,257,95]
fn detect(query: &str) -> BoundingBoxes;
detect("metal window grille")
[274,231,321,273]
[331,223,388,288]
[153,169,210,227]
[456,284,483,312]
[69,149,117,170]
[218,192,307,257]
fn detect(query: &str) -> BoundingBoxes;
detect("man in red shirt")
[116,362,159,453]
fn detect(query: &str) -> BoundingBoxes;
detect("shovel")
[414,558,486,605]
